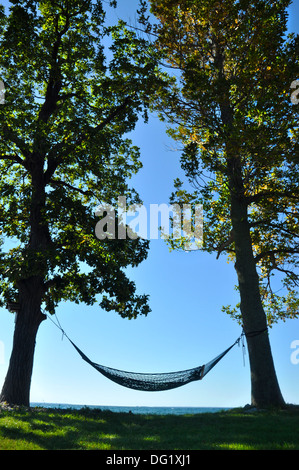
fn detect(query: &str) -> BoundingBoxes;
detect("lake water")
[31,403,229,415]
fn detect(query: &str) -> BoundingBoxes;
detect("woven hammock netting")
[68,339,240,392]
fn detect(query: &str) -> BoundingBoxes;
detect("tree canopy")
[148,0,299,326]
[0,0,161,319]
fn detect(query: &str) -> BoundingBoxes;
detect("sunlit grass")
[0,405,298,450]
[216,441,297,450]
[143,435,160,442]
[216,443,257,450]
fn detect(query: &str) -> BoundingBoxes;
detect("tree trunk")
[217,70,285,407]
[0,154,49,407]
[0,277,46,407]
[229,162,285,408]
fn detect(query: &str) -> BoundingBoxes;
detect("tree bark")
[0,146,52,407]
[0,277,46,407]
[216,60,285,407]
[229,159,285,408]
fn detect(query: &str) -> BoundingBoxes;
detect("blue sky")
[0,0,298,408]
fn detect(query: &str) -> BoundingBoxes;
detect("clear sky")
[0,0,298,409]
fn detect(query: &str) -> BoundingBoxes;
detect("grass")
[0,405,298,450]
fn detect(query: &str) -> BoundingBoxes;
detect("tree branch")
[0,153,27,167]
[44,95,134,184]
[80,95,134,142]
[250,219,299,239]
[247,190,299,205]
[255,247,299,264]
[2,126,32,165]
[50,179,95,197]
[37,11,71,124]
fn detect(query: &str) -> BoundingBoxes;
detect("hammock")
[48,313,243,392]
[68,337,242,392]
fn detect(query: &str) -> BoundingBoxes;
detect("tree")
[0,0,160,406]
[148,0,299,407]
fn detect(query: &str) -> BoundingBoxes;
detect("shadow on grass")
[0,406,299,450]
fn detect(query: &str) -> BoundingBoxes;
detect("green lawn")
[0,405,298,450]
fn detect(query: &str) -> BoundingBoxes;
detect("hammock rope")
[47,313,244,392]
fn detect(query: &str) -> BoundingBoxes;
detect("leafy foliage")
[0,0,161,318]
[149,0,299,325]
